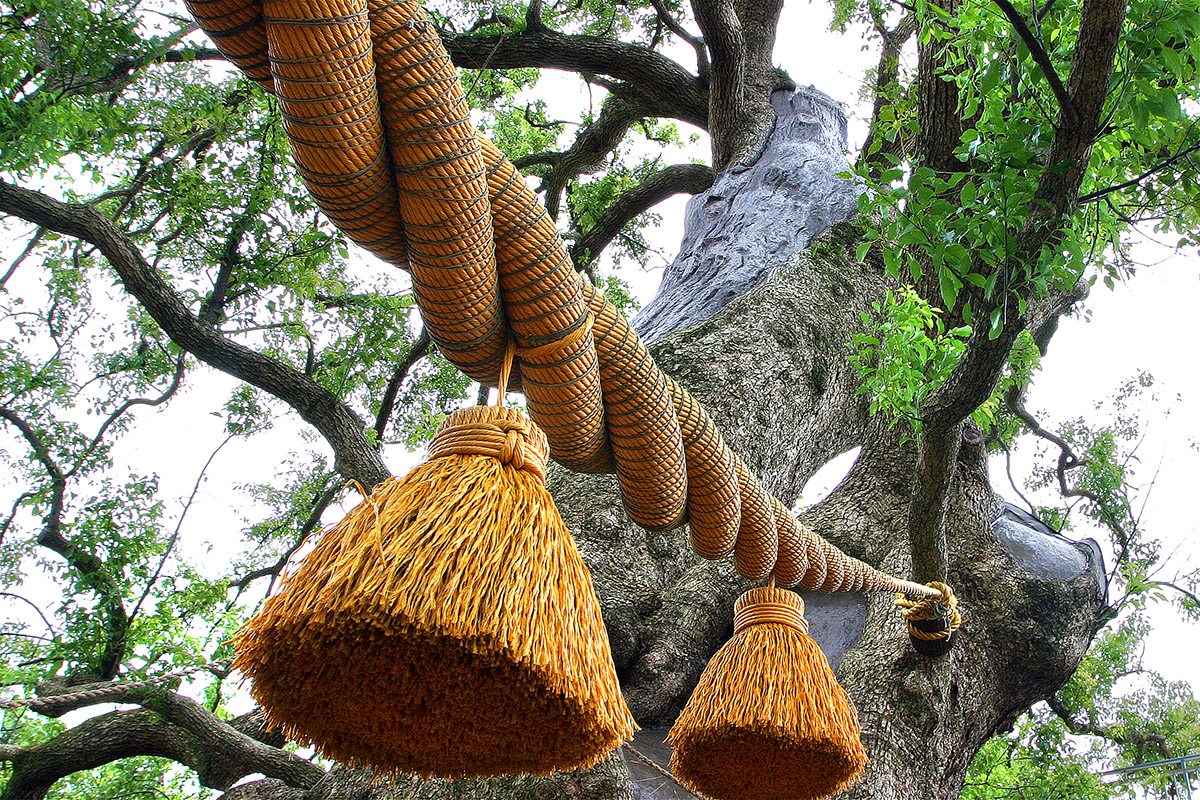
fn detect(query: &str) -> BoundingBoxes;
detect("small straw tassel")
[667,586,868,800]
[233,403,635,776]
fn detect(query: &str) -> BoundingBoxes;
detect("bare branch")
[1046,694,1170,756]
[570,162,714,268]
[229,481,341,593]
[128,432,235,625]
[1,226,44,290]
[201,140,276,328]
[374,328,432,443]
[0,592,58,639]
[648,0,708,77]
[1004,385,1132,567]
[65,355,187,481]
[0,411,128,680]
[0,491,34,546]
[0,177,390,489]
[1145,580,1200,610]
[1078,140,1200,203]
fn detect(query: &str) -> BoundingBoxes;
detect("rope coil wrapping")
[896,581,961,641]
[732,587,809,636]
[427,408,549,482]
[184,0,946,602]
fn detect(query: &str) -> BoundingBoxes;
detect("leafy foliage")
[848,287,971,431]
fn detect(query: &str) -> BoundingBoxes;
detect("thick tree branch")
[908,0,1127,584]
[1030,0,1128,222]
[859,13,918,176]
[0,178,391,490]
[689,0,783,170]
[442,27,707,130]
[569,162,714,268]
[1,688,324,799]
[917,0,968,173]
[512,150,562,173]
[543,92,649,220]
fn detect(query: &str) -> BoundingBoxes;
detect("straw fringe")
[667,588,867,800]
[235,410,635,776]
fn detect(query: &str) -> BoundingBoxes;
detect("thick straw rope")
[183,0,943,601]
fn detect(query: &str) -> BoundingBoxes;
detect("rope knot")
[428,406,549,482]
[494,418,529,470]
[896,581,961,645]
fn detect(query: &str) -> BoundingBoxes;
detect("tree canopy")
[1,0,1200,798]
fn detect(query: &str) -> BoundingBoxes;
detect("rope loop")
[895,581,961,642]
[514,311,594,362]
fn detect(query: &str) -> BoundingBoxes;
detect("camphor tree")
[1,0,1199,798]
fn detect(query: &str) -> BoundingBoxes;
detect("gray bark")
[219,87,1105,800]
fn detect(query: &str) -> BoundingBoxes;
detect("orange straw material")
[234,403,635,775]
[668,587,868,800]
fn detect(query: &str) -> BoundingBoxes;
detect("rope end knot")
[896,581,961,657]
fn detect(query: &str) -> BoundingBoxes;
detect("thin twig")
[128,432,236,625]
[66,355,187,480]
[0,592,59,638]
[0,226,44,290]
[1079,140,1200,203]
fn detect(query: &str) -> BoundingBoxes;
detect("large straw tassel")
[667,587,867,800]
[233,403,636,777]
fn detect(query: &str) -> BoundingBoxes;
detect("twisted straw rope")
[182,0,942,601]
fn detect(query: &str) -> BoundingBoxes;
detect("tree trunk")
[227,86,1106,800]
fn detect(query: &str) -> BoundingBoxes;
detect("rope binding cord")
[896,581,961,658]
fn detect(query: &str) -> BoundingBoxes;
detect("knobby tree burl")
[2,0,1199,799]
